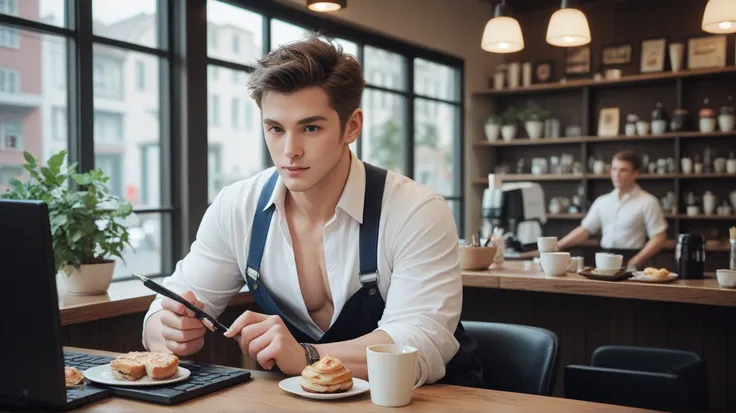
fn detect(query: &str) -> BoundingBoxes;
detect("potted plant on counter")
[1,150,133,295]
[500,107,520,141]
[520,104,549,140]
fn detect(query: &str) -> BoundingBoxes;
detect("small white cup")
[366,344,420,407]
[540,252,571,277]
[567,256,584,273]
[716,269,736,288]
[595,253,623,274]
[537,236,558,253]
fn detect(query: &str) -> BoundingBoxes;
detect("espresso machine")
[481,179,547,252]
[675,233,706,279]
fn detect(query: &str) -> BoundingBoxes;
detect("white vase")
[508,63,520,88]
[484,123,501,141]
[651,120,667,135]
[669,43,684,73]
[703,192,716,215]
[681,157,693,174]
[718,114,735,132]
[501,125,517,141]
[61,261,116,296]
[700,118,716,133]
[727,159,736,174]
[525,120,544,139]
[522,63,532,87]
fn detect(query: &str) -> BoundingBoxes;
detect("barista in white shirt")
[141,36,482,388]
[557,151,668,270]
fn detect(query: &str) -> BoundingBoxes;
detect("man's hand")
[224,311,307,375]
[158,291,207,356]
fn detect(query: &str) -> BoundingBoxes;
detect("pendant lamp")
[546,0,591,47]
[481,1,524,53]
[702,0,736,34]
[307,0,345,12]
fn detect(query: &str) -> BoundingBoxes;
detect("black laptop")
[0,199,112,411]
[0,199,251,410]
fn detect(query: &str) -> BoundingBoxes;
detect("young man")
[141,36,482,388]
[557,151,668,269]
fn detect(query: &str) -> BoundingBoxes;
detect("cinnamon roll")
[300,355,353,393]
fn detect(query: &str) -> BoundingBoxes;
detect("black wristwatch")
[300,343,320,366]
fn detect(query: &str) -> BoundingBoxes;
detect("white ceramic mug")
[595,252,623,274]
[537,236,558,253]
[540,252,570,277]
[366,344,420,407]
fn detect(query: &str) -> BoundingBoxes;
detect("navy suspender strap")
[245,163,387,288]
[245,170,279,280]
[359,163,387,287]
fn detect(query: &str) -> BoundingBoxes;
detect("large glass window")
[207,0,263,66]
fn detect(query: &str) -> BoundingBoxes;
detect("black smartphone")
[132,273,229,334]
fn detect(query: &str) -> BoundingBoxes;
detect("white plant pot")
[525,120,544,140]
[61,261,115,296]
[484,123,501,141]
[700,118,716,133]
[501,125,517,141]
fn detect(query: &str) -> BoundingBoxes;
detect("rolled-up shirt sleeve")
[142,187,245,349]
[643,197,668,238]
[375,196,462,386]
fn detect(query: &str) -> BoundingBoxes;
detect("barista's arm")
[557,226,591,250]
[628,231,667,270]
[557,200,600,250]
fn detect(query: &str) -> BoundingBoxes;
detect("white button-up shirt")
[143,152,463,385]
[581,185,668,249]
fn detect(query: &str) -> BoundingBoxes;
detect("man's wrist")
[300,343,321,366]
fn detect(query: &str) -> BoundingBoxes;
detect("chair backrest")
[463,321,559,396]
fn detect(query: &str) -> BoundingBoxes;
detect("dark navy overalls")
[243,162,483,388]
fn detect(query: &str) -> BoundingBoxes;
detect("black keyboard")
[64,351,252,405]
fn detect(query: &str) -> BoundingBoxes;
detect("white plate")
[278,376,370,400]
[83,364,190,387]
[631,272,679,283]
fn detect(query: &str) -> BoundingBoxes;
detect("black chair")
[564,345,709,412]
[462,321,560,396]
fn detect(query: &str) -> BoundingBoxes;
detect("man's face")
[610,158,638,189]
[261,86,361,192]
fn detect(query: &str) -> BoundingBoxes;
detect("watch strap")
[300,343,320,366]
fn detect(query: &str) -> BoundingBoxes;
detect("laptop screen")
[0,199,67,408]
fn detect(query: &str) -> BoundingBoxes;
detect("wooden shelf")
[676,214,736,220]
[547,213,585,220]
[474,172,736,184]
[474,66,736,96]
[473,131,736,148]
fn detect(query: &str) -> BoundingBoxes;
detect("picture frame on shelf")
[534,61,554,83]
[597,107,620,137]
[688,35,727,69]
[640,38,667,73]
[565,46,591,75]
[601,44,632,66]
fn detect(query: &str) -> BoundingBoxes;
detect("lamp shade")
[702,0,736,34]
[481,16,524,53]
[546,8,591,47]
[307,0,345,12]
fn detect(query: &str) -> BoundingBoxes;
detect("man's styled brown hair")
[612,150,642,171]
[247,36,365,131]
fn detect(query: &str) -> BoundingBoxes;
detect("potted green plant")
[1,150,133,295]
[500,107,520,141]
[520,104,550,140]
[484,114,502,141]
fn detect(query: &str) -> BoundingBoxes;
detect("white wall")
[281,0,502,236]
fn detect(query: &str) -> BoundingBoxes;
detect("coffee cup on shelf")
[537,236,558,253]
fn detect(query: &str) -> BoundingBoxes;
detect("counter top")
[464,261,736,308]
[58,262,735,326]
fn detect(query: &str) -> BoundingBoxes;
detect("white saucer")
[278,376,370,400]
[631,272,679,283]
[83,364,190,386]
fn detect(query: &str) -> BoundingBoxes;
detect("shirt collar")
[612,184,640,201]
[262,151,366,224]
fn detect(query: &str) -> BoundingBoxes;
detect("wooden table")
[66,347,653,413]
